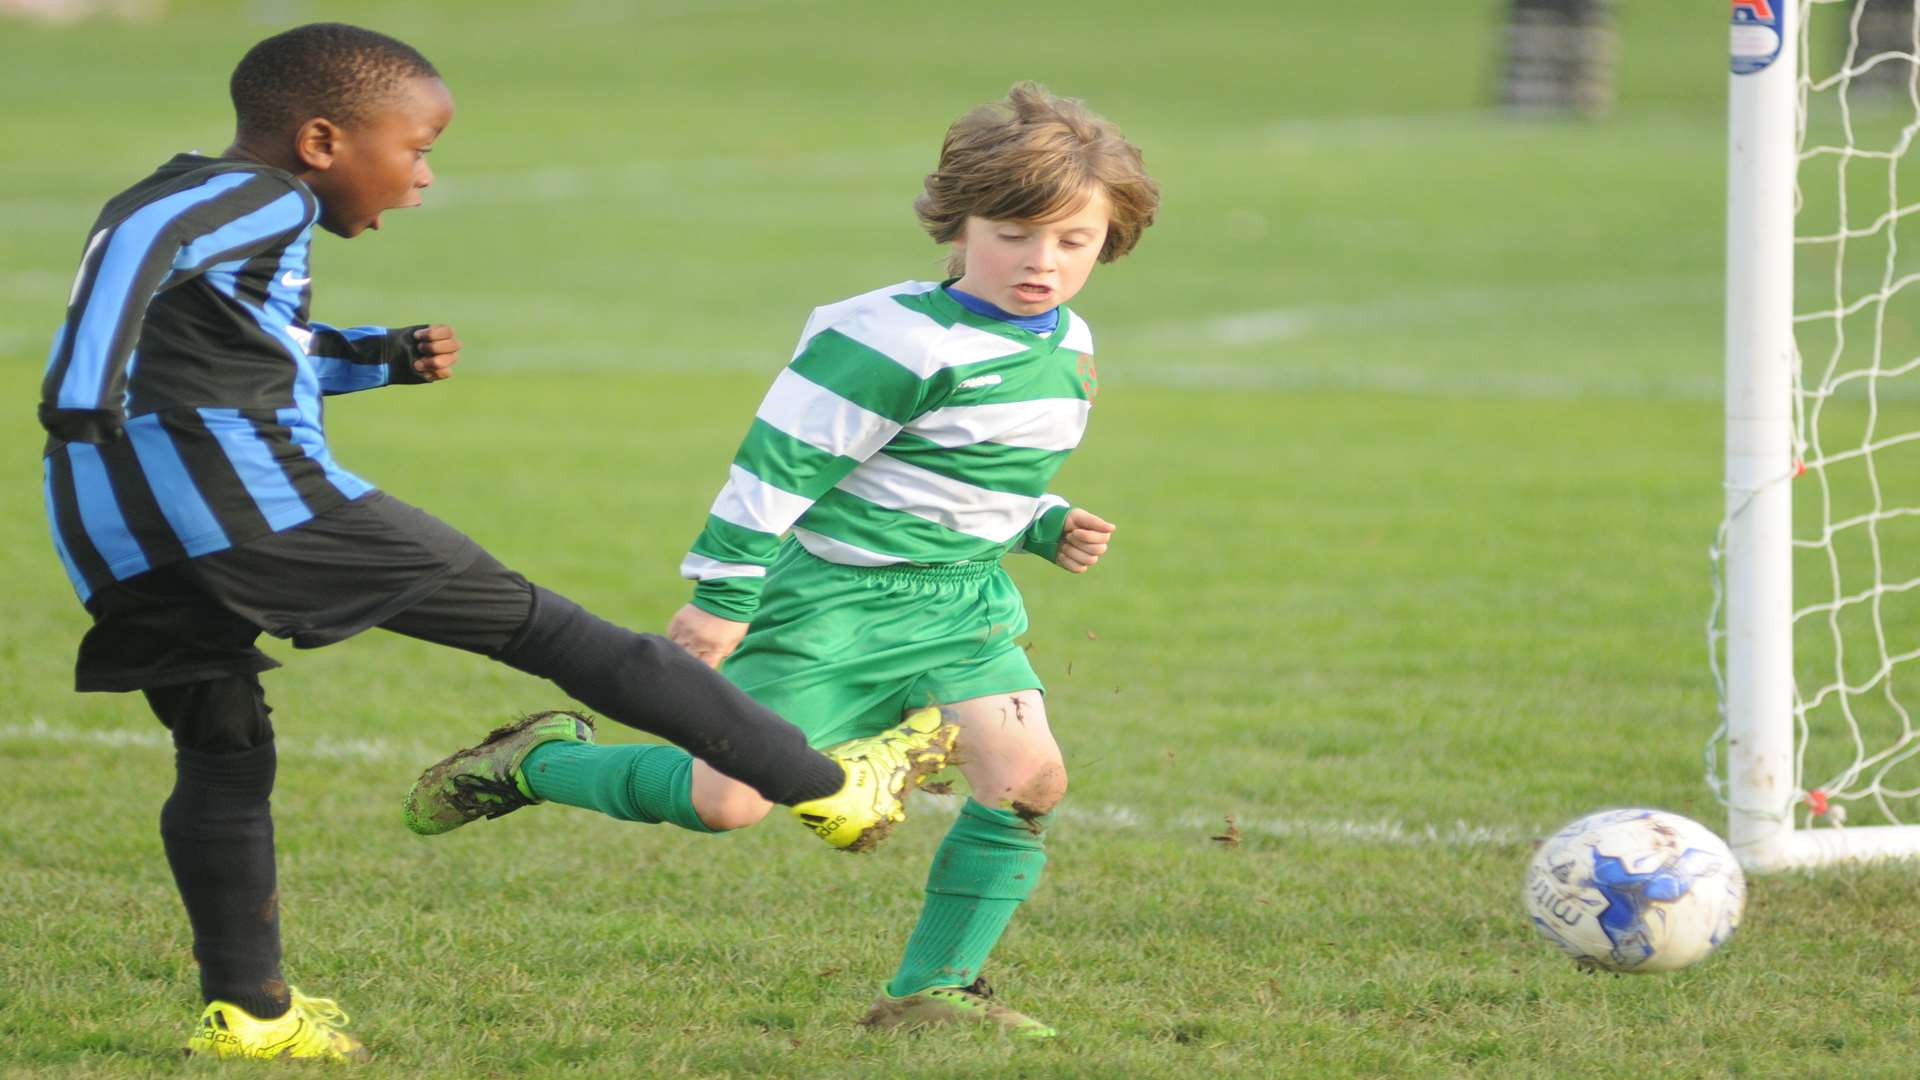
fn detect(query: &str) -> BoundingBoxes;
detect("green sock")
[520,741,716,833]
[886,798,1050,998]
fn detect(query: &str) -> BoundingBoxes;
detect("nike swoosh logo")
[280,271,312,288]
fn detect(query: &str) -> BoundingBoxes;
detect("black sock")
[160,741,289,1019]
[497,586,844,804]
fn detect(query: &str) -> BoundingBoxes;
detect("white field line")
[0,274,1734,404]
[2,717,1535,849]
[0,716,433,766]
[0,105,1702,225]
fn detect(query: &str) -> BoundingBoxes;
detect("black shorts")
[73,491,535,692]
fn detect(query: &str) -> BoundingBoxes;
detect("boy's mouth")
[1014,283,1053,302]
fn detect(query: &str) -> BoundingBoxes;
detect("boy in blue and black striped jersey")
[37,22,948,1062]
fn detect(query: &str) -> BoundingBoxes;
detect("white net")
[1710,0,1920,829]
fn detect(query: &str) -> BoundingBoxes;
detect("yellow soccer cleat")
[792,707,959,852]
[184,988,370,1062]
[859,977,1057,1039]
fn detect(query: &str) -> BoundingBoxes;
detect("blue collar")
[943,285,1060,334]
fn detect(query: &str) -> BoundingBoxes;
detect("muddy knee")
[995,756,1068,816]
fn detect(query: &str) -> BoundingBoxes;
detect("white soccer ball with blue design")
[1523,808,1745,973]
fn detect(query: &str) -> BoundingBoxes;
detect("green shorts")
[720,539,1043,748]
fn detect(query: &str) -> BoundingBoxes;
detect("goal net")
[1710,0,1920,869]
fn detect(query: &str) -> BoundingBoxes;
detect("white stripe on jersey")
[1059,310,1094,354]
[906,397,1091,451]
[791,280,939,359]
[679,552,769,580]
[790,526,909,567]
[800,282,1032,378]
[835,452,1041,542]
[755,367,901,460]
[709,464,814,535]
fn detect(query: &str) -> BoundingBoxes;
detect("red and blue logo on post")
[1732,0,1784,76]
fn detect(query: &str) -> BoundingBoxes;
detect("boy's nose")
[416,161,435,188]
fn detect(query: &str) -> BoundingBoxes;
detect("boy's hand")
[410,324,461,381]
[1056,507,1115,573]
[667,603,750,669]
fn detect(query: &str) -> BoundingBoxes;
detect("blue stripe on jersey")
[173,189,308,275]
[41,462,92,603]
[124,413,232,557]
[42,323,69,377]
[198,231,371,500]
[310,355,389,393]
[278,407,372,499]
[310,324,390,394]
[64,441,151,581]
[198,408,316,531]
[58,172,255,410]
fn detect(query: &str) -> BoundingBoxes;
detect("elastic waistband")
[792,543,1002,581]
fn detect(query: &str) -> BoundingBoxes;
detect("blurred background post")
[1499,0,1615,117]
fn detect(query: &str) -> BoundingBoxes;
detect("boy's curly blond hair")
[916,82,1159,278]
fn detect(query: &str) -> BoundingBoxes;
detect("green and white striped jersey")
[682,280,1097,621]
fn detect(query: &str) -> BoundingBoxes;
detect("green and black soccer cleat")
[402,709,595,835]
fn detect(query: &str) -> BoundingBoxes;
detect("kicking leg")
[390,563,951,847]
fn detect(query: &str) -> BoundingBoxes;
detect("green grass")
[6,1,1920,1076]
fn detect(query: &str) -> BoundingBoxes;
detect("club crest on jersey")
[1731,0,1782,76]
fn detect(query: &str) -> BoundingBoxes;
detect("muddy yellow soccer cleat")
[859,977,1057,1039]
[792,707,959,852]
[184,989,370,1062]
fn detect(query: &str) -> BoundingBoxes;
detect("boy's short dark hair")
[230,23,439,143]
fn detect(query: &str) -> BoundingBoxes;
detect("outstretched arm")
[307,323,460,394]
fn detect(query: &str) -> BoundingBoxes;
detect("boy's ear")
[292,117,344,171]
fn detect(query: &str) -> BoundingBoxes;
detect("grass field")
[6,2,1920,1076]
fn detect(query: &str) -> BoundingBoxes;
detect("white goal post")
[1714,0,1920,870]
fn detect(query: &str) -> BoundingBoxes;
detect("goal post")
[1714,0,1920,870]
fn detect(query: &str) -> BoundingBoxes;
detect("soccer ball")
[1522,808,1746,973]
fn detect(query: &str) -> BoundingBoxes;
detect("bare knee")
[983,754,1068,816]
[690,765,773,831]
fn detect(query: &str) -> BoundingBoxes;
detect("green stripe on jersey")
[735,418,859,498]
[682,280,1095,617]
[788,329,929,424]
[689,514,775,565]
[799,488,1011,563]
[692,575,761,621]
[883,434,1070,498]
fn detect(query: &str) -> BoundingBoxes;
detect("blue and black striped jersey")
[39,154,429,603]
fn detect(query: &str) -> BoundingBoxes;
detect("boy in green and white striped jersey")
[537,83,1155,1035]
